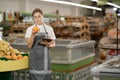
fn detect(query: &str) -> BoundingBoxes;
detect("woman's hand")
[40,40,50,47]
[40,40,55,48]
[32,29,39,35]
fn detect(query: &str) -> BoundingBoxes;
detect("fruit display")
[108,28,120,39]
[0,40,17,57]
[0,40,28,59]
[0,40,29,72]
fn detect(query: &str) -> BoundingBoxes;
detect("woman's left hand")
[40,40,50,47]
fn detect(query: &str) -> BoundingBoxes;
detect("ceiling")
[98,0,120,5]
[60,0,120,8]
[81,0,120,6]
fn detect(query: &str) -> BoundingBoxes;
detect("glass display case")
[91,55,120,80]
[50,39,95,64]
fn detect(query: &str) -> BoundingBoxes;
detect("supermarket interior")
[0,0,120,80]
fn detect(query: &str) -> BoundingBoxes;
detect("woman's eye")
[34,15,41,18]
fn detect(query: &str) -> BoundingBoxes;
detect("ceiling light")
[91,0,98,2]
[41,0,102,11]
[91,0,120,9]
[113,7,117,11]
[107,2,120,9]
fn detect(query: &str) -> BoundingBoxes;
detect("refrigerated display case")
[91,55,120,80]
[50,39,96,80]
[50,39,95,63]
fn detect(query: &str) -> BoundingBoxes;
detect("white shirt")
[25,23,56,40]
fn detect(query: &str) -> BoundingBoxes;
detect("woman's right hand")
[32,25,40,35]
[32,30,37,35]
[32,28,40,35]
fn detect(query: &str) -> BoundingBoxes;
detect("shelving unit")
[86,18,103,42]
[99,28,120,61]
[65,16,86,23]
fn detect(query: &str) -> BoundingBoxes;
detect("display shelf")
[87,20,98,27]
[108,28,120,39]
[65,16,85,23]
[99,44,120,50]
[10,28,26,33]
[98,26,120,61]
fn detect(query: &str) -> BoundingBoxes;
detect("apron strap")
[44,47,48,71]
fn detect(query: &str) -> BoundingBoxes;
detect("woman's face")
[33,12,43,24]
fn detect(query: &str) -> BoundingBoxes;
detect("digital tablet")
[42,39,52,42]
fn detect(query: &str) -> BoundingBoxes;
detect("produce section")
[0,0,120,80]
[7,38,96,80]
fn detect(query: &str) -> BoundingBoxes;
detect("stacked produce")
[0,40,28,60]
[108,28,120,39]
[0,40,29,72]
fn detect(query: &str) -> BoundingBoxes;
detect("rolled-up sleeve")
[50,27,56,40]
[25,27,32,38]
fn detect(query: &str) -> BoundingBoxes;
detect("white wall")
[0,0,88,16]
[0,0,20,11]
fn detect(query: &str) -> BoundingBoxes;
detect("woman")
[25,8,56,80]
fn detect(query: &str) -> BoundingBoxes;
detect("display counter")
[0,56,28,72]
[51,39,95,63]
[0,53,29,80]
[50,39,96,80]
[0,39,29,80]
[91,55,120,80]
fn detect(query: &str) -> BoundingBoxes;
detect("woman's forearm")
[27,34,35,48]
[48,40,55,48]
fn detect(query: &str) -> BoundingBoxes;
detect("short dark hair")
[32,8,43,16]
